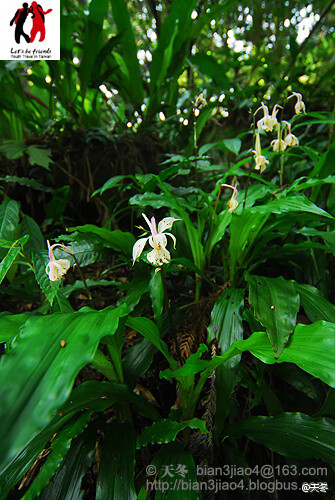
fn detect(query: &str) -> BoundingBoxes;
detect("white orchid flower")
[253,133,269,173]
[45,240,71,281]
[271,125,287,152]
[288,92,306,114]
[132,214,180,266]
[256,102,280,132]
[282,120,299,147]
[221,183,238,213]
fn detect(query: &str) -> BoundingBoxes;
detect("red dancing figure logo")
[30,2,52,42]
[10,2,52,44]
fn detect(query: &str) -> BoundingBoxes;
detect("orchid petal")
[132,237,148,264]
[157,217,180,234]
[142,213,153,233]
[228,198,239,213]
[164,232,177,249]
[147,247,171,266]
[46,258,71,281]
[149,233,167,250]
[55,259,71,271]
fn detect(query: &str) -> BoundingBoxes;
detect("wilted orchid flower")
[45,241,71,281]
[271,125,287,152]
[288,92,306,114]
[221,183,238,213]
[282,120,299,147]
[253,133,269,173]
[132,214,180,267]
[194,92,207,110]
[256,102,280,132]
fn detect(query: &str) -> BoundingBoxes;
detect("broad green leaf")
[27,146,52,170]
[123,338,157,386]
[327,183,335,216]
[160,345,210,414]
[297,227,335,254]
[248,275,300,357]
[252,195,333,219]
[31,250,61,305]
[218,138,242,155]
[96,422,137,500]
[0,236,28,285]
[52,292,75,314]
[126,316,176,368]
[67,224,135,255]
[310,136,335,179]
[149,271,164,328]
[20,214,45,257]
[207,287,245,427]
[137,418,208,449]
[0,198,19,241]
[226,412,335,463]
[0,311,32,343]
[236,184,271,211]
[207,210,231,254]
[55,237,109,267]
[62,278,116,298]
[290,174,335,192]
[22,413,91,500]
[129,192,196,212]
[154,179,205,274]
[0,304,128,469]
[229,210,270,278]
[161,344,209,382]
[38,424,97,500]
[315,389,335,417]
[214,321,335,389]
[293,282,335,323]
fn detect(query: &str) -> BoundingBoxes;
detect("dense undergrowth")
[1,0,335,499]
[1,92,335,499]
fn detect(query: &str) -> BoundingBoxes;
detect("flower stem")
[243,168,252,209]
[244,114,256,208]
[193,109,199,186]
[160,267,182,362]
[278,106,285,187]
[279,154,284,187]
[66,249,92,300]
[205,183,222,262]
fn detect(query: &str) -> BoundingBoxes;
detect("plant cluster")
[0,85,335,497]
[0,0,335,498]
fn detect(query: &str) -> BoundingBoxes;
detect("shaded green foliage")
[0,0,334,498]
